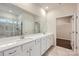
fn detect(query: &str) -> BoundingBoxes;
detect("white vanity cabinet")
[0,52,3,56]
[41,36,47,55]
[4,46,22,56]
[22,41,35,56]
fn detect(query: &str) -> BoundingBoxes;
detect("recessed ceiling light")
[45,6,48,9]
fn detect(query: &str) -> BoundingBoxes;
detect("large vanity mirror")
[0,3,40,38]
[0,10,22,38]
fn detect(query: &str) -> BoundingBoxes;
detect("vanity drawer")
[4,46,21,56]
[0,52,3,56]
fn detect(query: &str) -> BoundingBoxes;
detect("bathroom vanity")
[0,33,54,56]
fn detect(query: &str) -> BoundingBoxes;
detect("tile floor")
[44,46,77,56]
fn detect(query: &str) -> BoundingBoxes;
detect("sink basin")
[0,36,20,44]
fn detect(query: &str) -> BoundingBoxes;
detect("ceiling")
[35,3,77,11]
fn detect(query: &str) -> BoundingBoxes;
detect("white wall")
[56,17,72,40]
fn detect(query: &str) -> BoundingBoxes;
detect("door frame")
[56,13,77,51]
[71,13,77,52]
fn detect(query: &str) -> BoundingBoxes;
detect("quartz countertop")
[0,33,53,52]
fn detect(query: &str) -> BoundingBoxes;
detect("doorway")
[56,16,74,50]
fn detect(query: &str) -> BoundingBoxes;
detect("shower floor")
[56,38,72,49]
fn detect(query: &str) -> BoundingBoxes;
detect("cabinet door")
[30,39,41,56]
[22,48,29,56]
[29,46,34,56]
[47,36,50,49]
[4,46,21,56]
[22,41,35,56]
[50,34,53,46]
[0,52,3,56]
[41,37,47,55]
[47,34,53,50]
